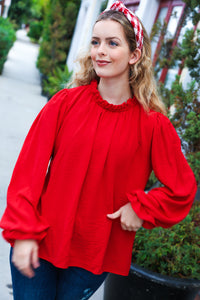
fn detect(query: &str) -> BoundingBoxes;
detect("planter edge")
[130,264,200,289]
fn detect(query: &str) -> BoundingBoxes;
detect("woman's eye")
[109,41,118,46]
[91,40,99,46]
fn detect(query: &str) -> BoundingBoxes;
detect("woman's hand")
[12,239,40,278]
[107,203,143,232]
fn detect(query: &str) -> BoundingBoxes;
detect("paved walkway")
[0,29,47,300]
[0,29,104,300]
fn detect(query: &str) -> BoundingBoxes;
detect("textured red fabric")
[0,81,197,276]
[103,1,143,49]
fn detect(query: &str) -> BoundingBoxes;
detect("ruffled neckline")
[90,80,136,112]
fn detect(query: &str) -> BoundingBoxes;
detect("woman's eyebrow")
[92,36,121,41]
[106,37,121,41]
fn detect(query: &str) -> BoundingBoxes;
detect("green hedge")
[0,17,16,74]
[37,0,80,77]
[44,65,72,99]
[28,20,43,42]
[132,201,200,279]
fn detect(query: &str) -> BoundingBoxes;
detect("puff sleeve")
[127,113,197,229]
[0,89,69,244]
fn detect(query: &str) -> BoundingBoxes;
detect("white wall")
[106,0,115,7]
[137,0,160,36]
[67,0,104,72]
[2,0,12,18]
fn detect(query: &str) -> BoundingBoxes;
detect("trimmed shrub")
[44,65,72,99]
[0,17,16,74]
[132,201,200,279]
[37,0,80,77]
[28,20,43,42]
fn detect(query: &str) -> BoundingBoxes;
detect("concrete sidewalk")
[0,29,47,300]
[0,29,104,300]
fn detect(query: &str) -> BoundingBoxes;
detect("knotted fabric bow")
[103,1,143,50]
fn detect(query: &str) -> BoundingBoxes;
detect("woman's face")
[91,19,135,82]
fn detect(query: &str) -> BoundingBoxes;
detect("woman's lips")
[96,60,111,66]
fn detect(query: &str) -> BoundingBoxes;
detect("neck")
[98,78,132,105]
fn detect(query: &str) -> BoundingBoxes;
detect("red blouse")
[0,81,197,276]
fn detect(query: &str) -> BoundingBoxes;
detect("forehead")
[92,19,126,39]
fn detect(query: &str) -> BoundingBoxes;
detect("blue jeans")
[10,248,108,300]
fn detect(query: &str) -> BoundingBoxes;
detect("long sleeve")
[127,113,197,229]
[0,89,69,244]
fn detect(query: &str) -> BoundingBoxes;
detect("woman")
[0,1,197,299]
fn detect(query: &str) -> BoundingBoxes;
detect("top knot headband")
[102,1,143,50]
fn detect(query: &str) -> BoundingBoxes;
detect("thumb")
[107,209,121,220]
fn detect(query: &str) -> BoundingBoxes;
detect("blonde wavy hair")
[71,10,166,115]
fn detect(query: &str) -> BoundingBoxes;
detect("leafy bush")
[8,0,33,28]
[169,28,200,186]
[132,201,200,279]
[44,65,72,99]
[0,17,16,74]
[28,20,43,42]
[132,0,200,283]
[154,22,200,187]
[170,77,200,185]
[37,0,80,77]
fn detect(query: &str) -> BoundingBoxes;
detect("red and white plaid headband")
[103,1,143,50]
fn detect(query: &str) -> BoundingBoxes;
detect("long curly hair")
[70,10,166,115]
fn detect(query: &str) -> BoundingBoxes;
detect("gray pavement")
[0,29,104,300]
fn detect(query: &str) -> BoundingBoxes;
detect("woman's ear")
[129,48,141,65]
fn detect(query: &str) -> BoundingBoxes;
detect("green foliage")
[44,65,72,99]
[134,0,200,282]
[183,29,200,81]
[30,0,49,20]
[187,152,200,184]
[101,0,108,12]
[28,20,43,42]
[155,9,200,186]
[150,19,163,42]
[170,75,200,186]
[37,0,67,75]
[174,28,200,82]
[183,111,200,151]
[8,0,47,35]
[182,0,200,25]
[151,18,178,79]
[132,202,200,279]
[170,79,199,137]
[158,81,174,111]
[8,0,33,27]
[37,0,80,77]
[145,171,158,191]
[0,17,16,74]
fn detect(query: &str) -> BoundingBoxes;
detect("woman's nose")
[97,42,106,55]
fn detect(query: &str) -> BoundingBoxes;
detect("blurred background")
[0,0,199,299]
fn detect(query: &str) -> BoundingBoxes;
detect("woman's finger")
[19,265,35,278]
[31,245,40,269]
[107,209,121,219]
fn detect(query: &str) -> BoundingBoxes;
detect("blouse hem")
[38,253,130,276]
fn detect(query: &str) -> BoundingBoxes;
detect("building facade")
[67,0,199,89]
[0,0,5,16]
[0,0,11,18]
